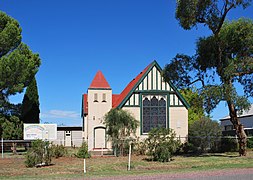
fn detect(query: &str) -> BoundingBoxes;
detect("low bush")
[189,117,222,153]
[51,144,67,158]
[145,128,180,162]
[181,142,198,154]
[247,137,253,148]
[25,139,52,167]
[220,137,238,152]
[75,141,90,158]
[133,138,147,155]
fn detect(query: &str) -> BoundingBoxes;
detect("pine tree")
[21,78,40,123]
[0,11,41,115]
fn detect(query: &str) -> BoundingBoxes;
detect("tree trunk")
[227,102,247,156]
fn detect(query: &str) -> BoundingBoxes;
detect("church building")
[81,61,189,151]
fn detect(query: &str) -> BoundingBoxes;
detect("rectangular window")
[102,93,106,102]
[94,93,98,102]
[142,95,167,134]
[177,120,181,128]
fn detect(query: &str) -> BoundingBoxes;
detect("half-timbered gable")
[82,60,189,151]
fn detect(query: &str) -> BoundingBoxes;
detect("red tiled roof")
[89,70,111,89]
[112,94,120,108]
[113,62,152,108]
[83,62,153,115]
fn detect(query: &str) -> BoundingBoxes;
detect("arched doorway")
[94,127,106,149]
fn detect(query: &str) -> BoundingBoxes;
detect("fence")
[222,129,253,136]
[0,138,87,158]
[51,138,85,148]
[1,139,32,158]
[1,136,253,158]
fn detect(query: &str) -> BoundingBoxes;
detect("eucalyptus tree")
[180,88,205,125]
[163,1,252,156]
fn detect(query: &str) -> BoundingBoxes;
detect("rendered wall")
[87,89,112,150]
[169,107,188,142]
[122,107,141,136]
[72,131,83,147]
[123,106,188,142]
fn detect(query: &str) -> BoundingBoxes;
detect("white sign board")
[24,124,57,140]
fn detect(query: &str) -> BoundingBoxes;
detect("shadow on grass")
[181,152,239,158]
[143,157,175,162]
[34,163,55,168]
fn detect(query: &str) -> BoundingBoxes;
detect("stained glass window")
[142,95,167,133]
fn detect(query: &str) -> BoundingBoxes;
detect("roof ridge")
[89,70,111,89]
[113,61,154,108]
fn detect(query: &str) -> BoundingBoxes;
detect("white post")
[128,143,131,171]
[83,159,86,174]
[101,142,103,157]
[1,138,3,159]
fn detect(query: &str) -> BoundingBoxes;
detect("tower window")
[94,93,98,102]
[102,93,106,102]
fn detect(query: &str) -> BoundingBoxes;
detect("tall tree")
[1,115,23,140]
[180,88,205,125]
[104,108,138,156]
[0,11,41,115]
[163,1,252,156]
[176,0,251,36]
[21,78,40,123]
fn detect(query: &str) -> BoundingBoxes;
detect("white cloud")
[41,110,80,119]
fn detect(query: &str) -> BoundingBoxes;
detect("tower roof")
[89,70,111,89]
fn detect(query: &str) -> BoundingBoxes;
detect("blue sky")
[1,0,253,126]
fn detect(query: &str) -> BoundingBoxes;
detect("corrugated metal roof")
[220,104,253,120]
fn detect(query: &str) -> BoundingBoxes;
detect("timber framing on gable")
[118,60,190,109]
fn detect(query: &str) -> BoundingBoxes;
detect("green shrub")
[133,138,147,155]
[154,142,172,162]
[189,117,222,153]
[25,139,52,167]
[247,137,253,148]
[220,137,238,152]
[51,144,67,158]
[75,142,90,158]
[145,128,180,162]
[181,142,198,154]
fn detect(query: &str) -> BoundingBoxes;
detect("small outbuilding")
[220,104,253,136]
[52,126,83,147]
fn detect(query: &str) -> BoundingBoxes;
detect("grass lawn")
[0,150,253,179]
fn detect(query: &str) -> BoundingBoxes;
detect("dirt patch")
[1,151,253,179]
[0,157,83,177]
